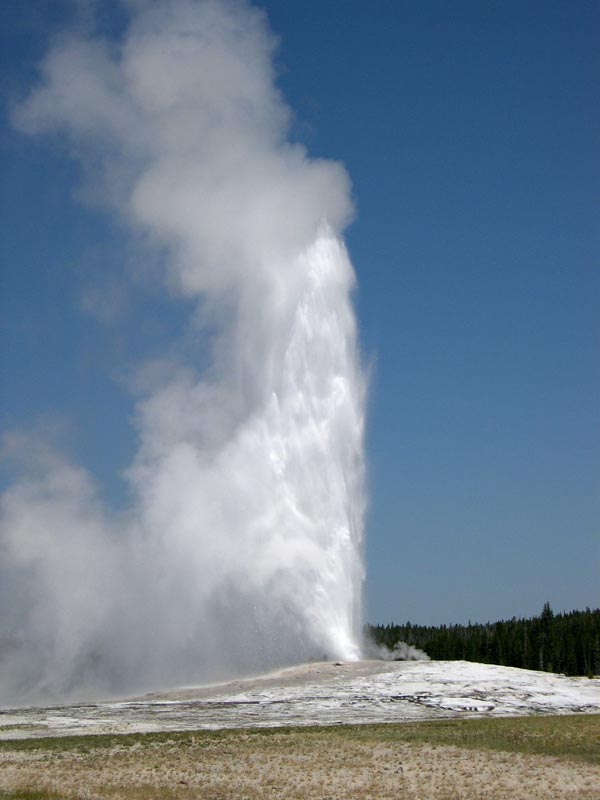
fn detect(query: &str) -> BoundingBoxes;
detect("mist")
[364,638,431,663]
[0,0,366,703]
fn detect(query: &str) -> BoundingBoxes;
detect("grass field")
[1,714,599,799]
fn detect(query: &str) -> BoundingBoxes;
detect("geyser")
[0,0,366,702]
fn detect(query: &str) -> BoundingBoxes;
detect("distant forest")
[367,604,600,677]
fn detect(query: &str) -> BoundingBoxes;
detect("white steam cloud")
[366,640,431,663]
[0,0,366,702]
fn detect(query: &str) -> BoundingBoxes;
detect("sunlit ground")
[1,715,600,800]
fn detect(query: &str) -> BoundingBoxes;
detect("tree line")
[366,604,600,676]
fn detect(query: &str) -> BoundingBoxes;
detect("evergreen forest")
[367,604,600,677]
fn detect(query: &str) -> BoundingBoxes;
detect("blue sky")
[1,0,599,628]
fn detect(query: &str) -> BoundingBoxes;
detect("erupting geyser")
[0,0,366,702]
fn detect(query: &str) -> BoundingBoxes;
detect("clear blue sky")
[1,0,599,627]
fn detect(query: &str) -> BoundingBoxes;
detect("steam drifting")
[0,0,366,701]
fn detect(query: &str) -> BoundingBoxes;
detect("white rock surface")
[1,660,599,739]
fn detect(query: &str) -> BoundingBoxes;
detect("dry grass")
[1,715,600,800]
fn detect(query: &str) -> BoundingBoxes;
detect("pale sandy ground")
[1,727,600,800]
[3,660,600,738]
[2,662,599,799]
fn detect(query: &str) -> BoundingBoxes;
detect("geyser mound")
[0,0,366,702]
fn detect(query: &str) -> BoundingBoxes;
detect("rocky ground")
[1,659,599,739]
[1,660,599,800]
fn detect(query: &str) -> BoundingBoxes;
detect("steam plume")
[0,0,366,702]
[366,639,431,662]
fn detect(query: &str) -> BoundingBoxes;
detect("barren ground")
[2,660,600,739]
[1,661,599,799]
